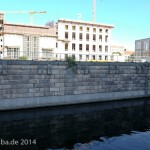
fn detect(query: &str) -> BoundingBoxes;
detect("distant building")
[135,38,150,62]
[0,14,115,61]
[55,19,114,61]
[0,13,57,60]
[110,44,134,62]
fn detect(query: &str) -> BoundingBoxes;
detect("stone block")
[50,87,59,92]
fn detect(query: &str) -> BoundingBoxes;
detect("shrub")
[19,56,28,60]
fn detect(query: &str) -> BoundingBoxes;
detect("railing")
[0,51,150,62]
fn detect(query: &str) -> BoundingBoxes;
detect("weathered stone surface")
[0,60,149,110]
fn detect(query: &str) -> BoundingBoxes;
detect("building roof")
[2,23,56,37]
[58,19,114,29]
[124,51,134,56]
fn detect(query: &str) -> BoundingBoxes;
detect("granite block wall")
[0,60,150,110]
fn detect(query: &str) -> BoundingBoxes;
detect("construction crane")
[0,11,47,25]
[92,0,96,23]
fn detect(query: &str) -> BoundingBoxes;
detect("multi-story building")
[135,38,150,62]
[0,13,56,60]
[55,19,114,61]
[0,14,114,61]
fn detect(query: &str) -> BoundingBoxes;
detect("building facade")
[0,13,57,60]
[55,19,114,61]
[135,38,150,62]
[0,14,114,61]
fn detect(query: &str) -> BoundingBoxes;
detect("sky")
[0,0,150,50]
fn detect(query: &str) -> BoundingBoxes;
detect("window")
[99,55,102,60]
[79,55,82,60]
[105,46,108,52]
[93,34,96,41]
[105,56,108,60]
[1,39,2,42]
[79,44,82,51]
[99,35,102,42]
[105,29,108,34]
[93,45,96,52]
[65,32,68,39]
[79,26,83,31]
[93,28,96,32]
[99,45,102,52]
[72,26,76,30]
[42,49,53,59]
[92,55,95,60]
[72,32,76,40]
[56,42,58,48]
[144,41,149,50]
[86,44,89,52]
[72,54,75,59]
[105,35,108,42]
[86,27,89,32]
[7,47,20,59]
[65,43,68,51]
[65,54,68,59]
[72,43,75,51]
[135,42,141,50]
[86,34,89,41]
[86,55,89,60]
[99,29,102,33]
[79,33,83,40]
[65,25,68,30]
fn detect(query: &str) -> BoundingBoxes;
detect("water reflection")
[0,98,150,150]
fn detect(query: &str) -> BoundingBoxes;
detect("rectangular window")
[105,46,108,52]
[99,29,102,33]
[65,32,68,39]
[79,54,82,60]
[72,32,76,40]
[79,33,83,40]
[105,35,108,42]
[56,42,58,48]
[79,44,82,51]
[86,34,89,41]
[65,43,68,51]
[65,25,68,30]
[79,26,83,31]
[92,55,95,60]
[72,54,75,59]
[86,44,89,52]
[93,34,96,41]
[93,45,96,52]
[65,54,68,59]
[99,55,102,60]
[72,26,76,30]
[72,43,75,51]
[105,56,108,60]
[86,55,89,60]
[99,35,102,42]
[99,45,102,52]
[7,47,20,59]
[105,29,108,34]
[86,27,89,32]
[93,28,96,32]
[42,49,53,59]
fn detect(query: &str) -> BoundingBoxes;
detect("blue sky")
[1,0,150,49]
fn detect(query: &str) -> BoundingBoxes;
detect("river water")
[0,98,150,150]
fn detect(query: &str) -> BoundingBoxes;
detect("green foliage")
[112,52,122,56]
[19,56,28,60]
[66,56,76,68]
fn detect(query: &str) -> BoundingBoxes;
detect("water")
[0,98,150,150]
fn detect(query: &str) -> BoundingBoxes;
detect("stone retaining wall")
[0,60,150,110]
